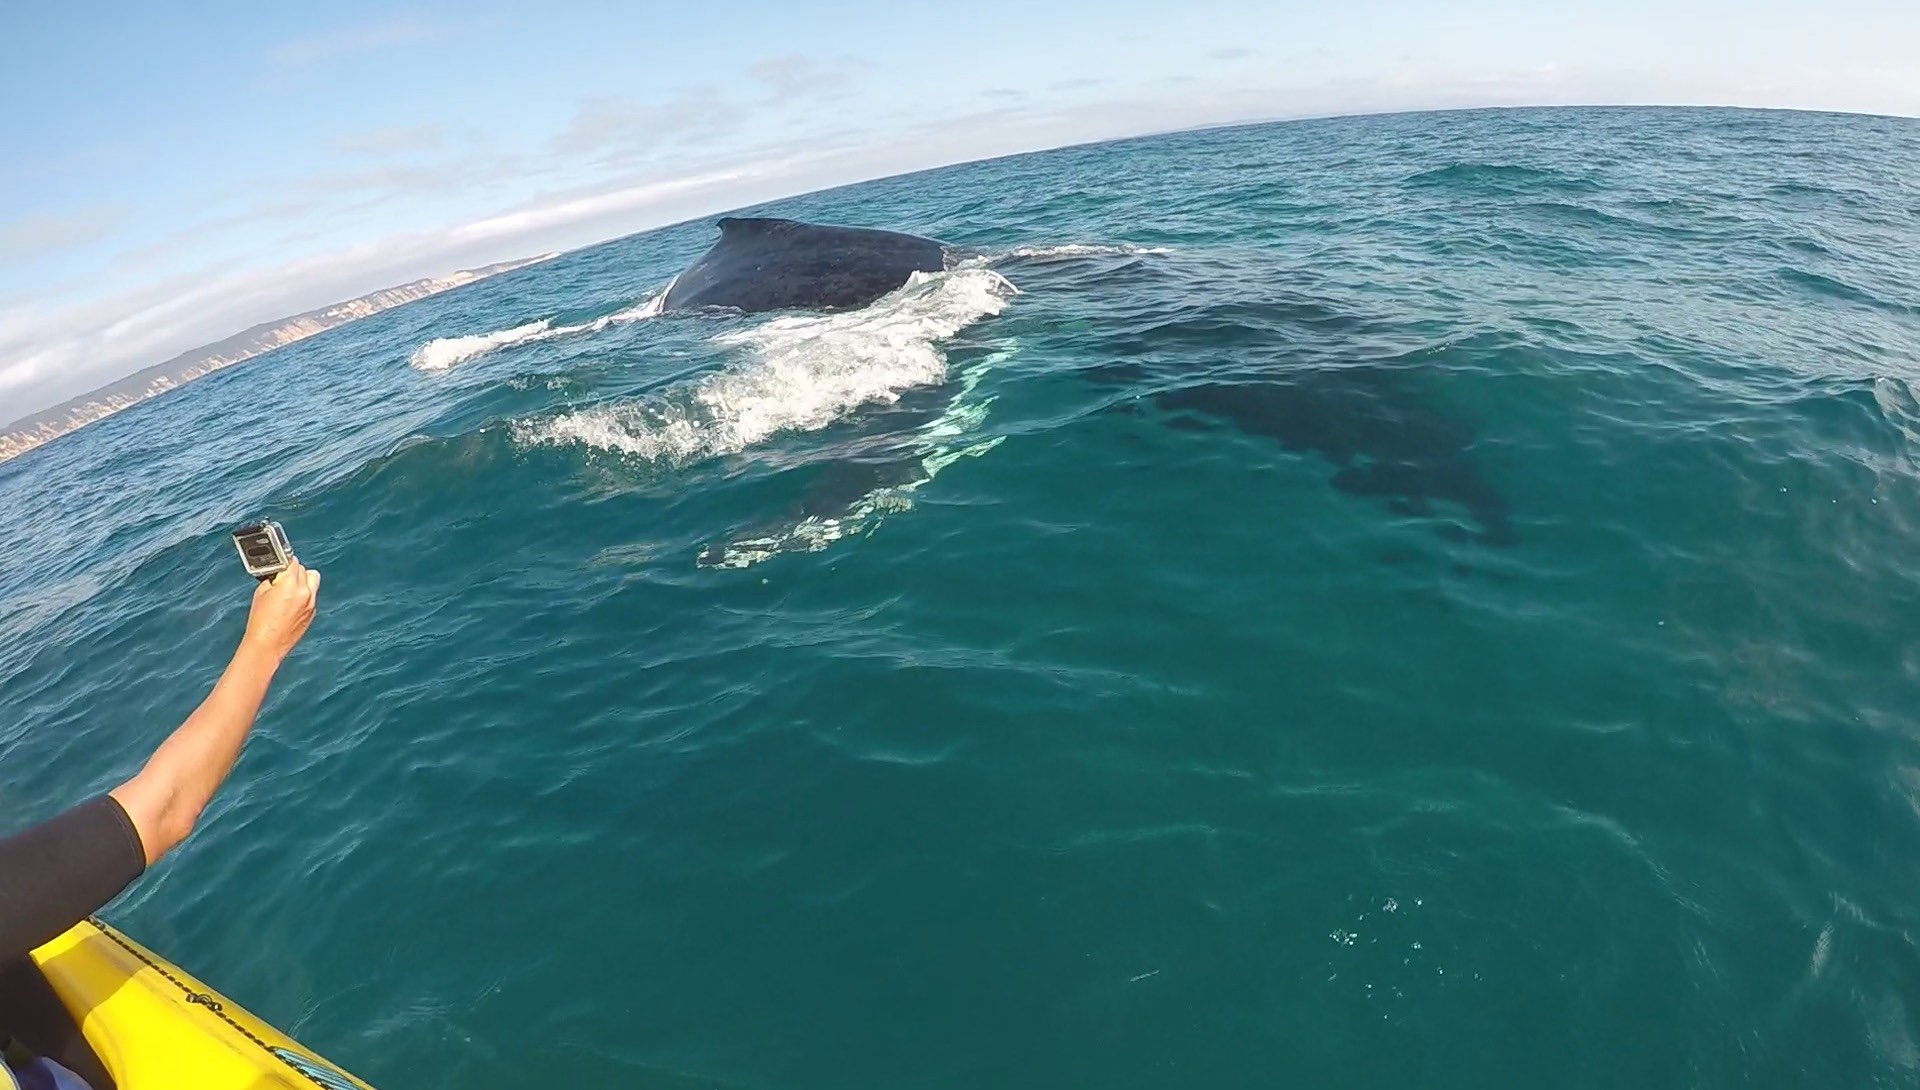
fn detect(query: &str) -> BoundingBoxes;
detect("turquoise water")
[5,105,1920,1088]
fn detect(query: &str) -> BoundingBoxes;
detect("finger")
[278,559,308,591]
[306,569,321,603]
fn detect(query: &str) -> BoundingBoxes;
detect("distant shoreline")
[0,252,553,466]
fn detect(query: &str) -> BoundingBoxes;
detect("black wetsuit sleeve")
[0,796,146,961]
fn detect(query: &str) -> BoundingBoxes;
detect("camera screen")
[237,531,281,566]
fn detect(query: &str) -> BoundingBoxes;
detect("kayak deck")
[29,919,375,1089]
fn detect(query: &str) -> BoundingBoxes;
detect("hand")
[242,558,320,661]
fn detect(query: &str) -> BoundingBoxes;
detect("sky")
[3,0,1918,423]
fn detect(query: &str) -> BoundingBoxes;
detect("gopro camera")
[232,520,294,581]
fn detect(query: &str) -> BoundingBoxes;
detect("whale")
[662,217,948,314]
[667,223,1519,564]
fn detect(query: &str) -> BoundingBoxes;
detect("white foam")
[408,319,554,371]
[594,284,671,327]
[694,350,1013,569]
[991,242,1172,261]
[519,268,1017,462]
[407,279,674,372]
[695,493,907,570]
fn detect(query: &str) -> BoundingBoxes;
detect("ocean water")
[5,105,1920,1088]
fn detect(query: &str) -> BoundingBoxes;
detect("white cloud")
[552,89,747,157]
[746,55,850,100]
[448,164,783,245]
[295,162,469,197]
[0,208,127,258]
[329,123,448,156]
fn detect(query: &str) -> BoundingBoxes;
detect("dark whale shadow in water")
[1101,363,1519,548]
[662,220,1519,564]
[1031,249,1521,550]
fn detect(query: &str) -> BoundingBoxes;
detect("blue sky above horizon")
[3,1,1917,421]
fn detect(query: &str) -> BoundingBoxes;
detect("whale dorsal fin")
[716,217,803,237]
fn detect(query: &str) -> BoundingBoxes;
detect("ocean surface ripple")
[4,106,1920,1089]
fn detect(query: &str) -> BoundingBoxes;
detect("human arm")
[0,796,146,959]
[0,560,318,959]
[109,559,320,865]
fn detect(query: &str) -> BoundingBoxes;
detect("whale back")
[662,217,948,313]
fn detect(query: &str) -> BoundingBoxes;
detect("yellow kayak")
[28,918,376,1089]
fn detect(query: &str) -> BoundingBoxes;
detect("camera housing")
[231,520,294,580]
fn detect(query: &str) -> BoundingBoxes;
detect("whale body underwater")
[666,217,1518,565]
